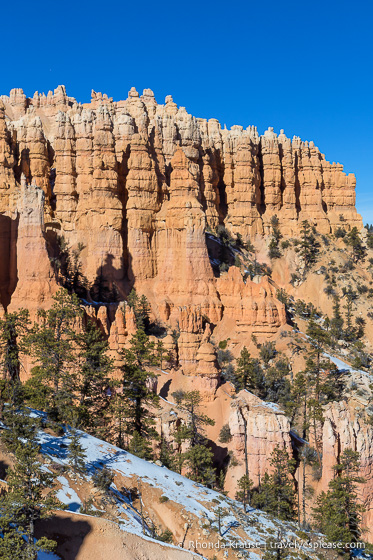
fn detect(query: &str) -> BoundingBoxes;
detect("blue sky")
[1,0,372,223]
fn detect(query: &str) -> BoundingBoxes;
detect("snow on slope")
[324,352,369,377]
[36,426,319,559]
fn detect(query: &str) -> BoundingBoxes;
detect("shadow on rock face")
[36,513,92,560]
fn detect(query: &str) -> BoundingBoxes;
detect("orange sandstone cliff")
[1,85,372,540]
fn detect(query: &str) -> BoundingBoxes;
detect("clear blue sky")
[1,0,372,223]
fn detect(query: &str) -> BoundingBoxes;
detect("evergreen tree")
[259,341,277,365]
[235,474,254,512]
[69,242,87,296]
[235,347,264,394]
[118,328,159,456]
[68,429,87,473]
[173,423,191,473]
[342,285,358,341]
[183,443,215,486]
[156,339,169,370]
[263,533,295,560]
[74,318,113,434]
[289,372,308,438]
[343,227,366,263]
[270,447,296,520]
[172,390,215,447]
[0,439,62,560]
[92,465,114,492]
[252,447,296,521]
[312,449,366,557]
[268,215,282,259]
[127,289,151,330]
[1,405,40,453]
[301,320,342,465]
[128,430,153,460]
[299,445,317,529]
[172,390,216,484]
[0,309,30,406]
[330,295,344,342]
[251,471,274,512]
[109,388,127,450]
[264,358,291,407]
[25,289,82,421]
[52,236,87,297]
[299,220,319,269]
[159,436,175,469]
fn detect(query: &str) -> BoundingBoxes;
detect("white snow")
[324,352,368,376]
[35,426,317,555]
[55,476,82,512]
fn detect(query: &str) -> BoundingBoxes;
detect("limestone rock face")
[153,148,222,324]
[195,341,220,398]
[0,85,360,351]
[0,84,359,361]
[0,88,361,291]
[225,391,292,492]
[7,182,58,313]
[322,401,373,540]
[216,267,286,334]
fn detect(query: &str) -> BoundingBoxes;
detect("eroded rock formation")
[0,86,369,538]
[0,84,360,331]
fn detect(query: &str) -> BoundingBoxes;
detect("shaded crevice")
[294,151,301,215]
[278,143,285,211]
[215,149,227,223]
[257,143,266,216]
[117,146,130,278]
[0,214,19,311]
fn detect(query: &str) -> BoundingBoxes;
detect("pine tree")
[268,215,282,259]
[270,447,296,520]
[68,429,87,474]
[172,390,215,447]
[235,474,254,512]
[299,220,319,270]
[263,533,294,560]
[173,423,191,473]
[69,242,88,296]
[109,387,127,449]
[52,236,87,297]
[264,358,291,407]
[172,390,216,484]
[1,404,40,453]
[251,472,274,512]
[159,436,175,469]
[25,289,82,421]
[235,347,263,394]
[298,445,317,529]
[74,318,113,434]
[252,447,296,521]
[0,439,62,560]
[343,227,366,263]
[118,328,159,455]
[183,444,215,486]
[92,465,114,492]
[156,339,169,370]
[342,285,358,341]
[290,372,308,438]
[128,430,153,460]
[300,320,342,465]
[330,295,344,342]
[127,289,151,330]
[312,449,366,557]
[0,309,30,406]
